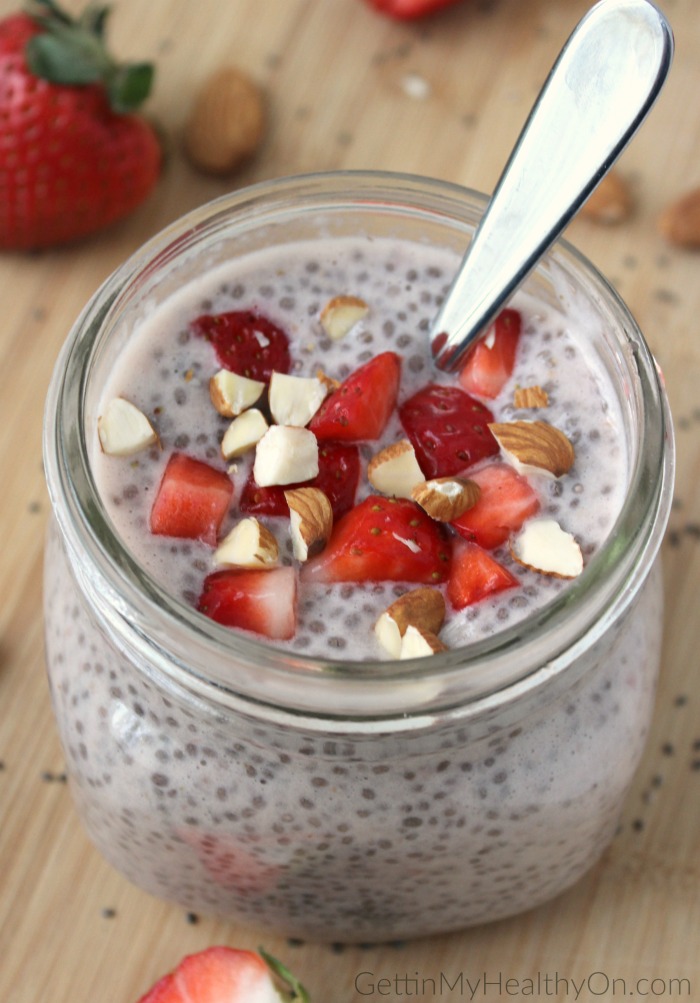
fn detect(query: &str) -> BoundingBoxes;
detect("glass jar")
[43,172,673,942]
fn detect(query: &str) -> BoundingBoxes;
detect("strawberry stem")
[259,948,311,1002]
[24,0,154,113]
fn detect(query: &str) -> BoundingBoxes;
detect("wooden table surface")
[1,0,699,1000]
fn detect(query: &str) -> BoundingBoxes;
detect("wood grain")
[1,1,698,1000]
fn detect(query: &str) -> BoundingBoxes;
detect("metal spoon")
[430,0,673,373]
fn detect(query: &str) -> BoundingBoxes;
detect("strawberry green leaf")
[259,948,311,1002]
[24,0,155,113]
[78,4,110,38]
[107,63,154,113]
[26,0,73,26]
[25,27,109,85]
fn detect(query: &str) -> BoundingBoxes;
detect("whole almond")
[489,420,575,478]
[581,170,632,224]
[184,67,265,176]
[658,187,700,248]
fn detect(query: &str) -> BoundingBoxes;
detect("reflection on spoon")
[430,0,673,373]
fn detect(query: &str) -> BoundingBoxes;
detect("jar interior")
[47,172,672,721]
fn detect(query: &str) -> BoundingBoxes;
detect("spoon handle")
[431,0,673,373]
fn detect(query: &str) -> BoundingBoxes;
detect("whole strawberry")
[0,0,161,250]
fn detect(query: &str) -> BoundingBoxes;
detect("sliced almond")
[253,425,319,486]
[489,420,575,478]
[374,587,445,658]
[411,477,480,522]
[513,385,549,409]
[320,295,369,341]
[221,408,269,459]
[214,517,279,568]
[210,369,265,418]
[367,440,425,499]
[285,487,333,562]
[510,518,583,579]
[658,187,700,248]
[97,397,159,456]
[581,170,632,224]
[269,372,327,427]
[399,625,448,659]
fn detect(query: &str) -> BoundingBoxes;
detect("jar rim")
[43,170,674,721]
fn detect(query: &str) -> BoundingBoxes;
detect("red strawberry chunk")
[366,0,463,18]
[447,540,519,609]
[458,308,522,400]
[399,383,499,478]
[150,453,233,546]
[136,946,287,1003]
[191,310,291,381]
[302,496,452,585]
[240,442,360,519]
[450,462,540,550]
[197,566,297,640]
[308,351,401,442]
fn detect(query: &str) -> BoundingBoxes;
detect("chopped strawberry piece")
[450,462,540,550]
[150,453,233,546]
[447,540,519,610]
[308,351,401,442]
[303,496,452,585]
[240,442,360,519]
[191,310,292,381]
[458,308,522,400]
[197,566,297,640]
[398,383,498,478]
[365,0,464,18]
[136,945,298,1003]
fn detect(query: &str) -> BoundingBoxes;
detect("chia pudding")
[88,236,626,657]
[43,174,674,941]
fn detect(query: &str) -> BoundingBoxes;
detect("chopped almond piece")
[269,372,327,427]
[374,587,445,658]
[220,408,268,460]
[658,187,700,248]
[514,385,549,409]
[367,440,424,499]
[253,426,319,486]
[285,487,333,562]
[214,517,279,568]
[581,170,632,224]
[411,477,480,522]
[320,295,369,340]
[98,397,158,456]
[489,420,575,478]
[399,625,448,659]
[510,518,583,579]
[316,368,341,393]
[210,369,265,417]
